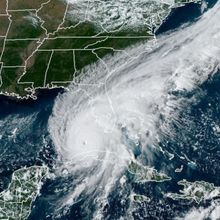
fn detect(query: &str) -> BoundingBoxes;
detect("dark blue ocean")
[0,1,219,219]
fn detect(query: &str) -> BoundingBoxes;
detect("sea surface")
[0,1,219,219]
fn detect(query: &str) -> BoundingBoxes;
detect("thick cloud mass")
[49,2,220,219]
[66,0,173,31]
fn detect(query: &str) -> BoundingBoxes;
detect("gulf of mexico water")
[0,1,219,219]
[0,89,60,188]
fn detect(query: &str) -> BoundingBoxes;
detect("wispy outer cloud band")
[49,1,220,219]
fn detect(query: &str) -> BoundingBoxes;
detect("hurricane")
[48,2,220,219]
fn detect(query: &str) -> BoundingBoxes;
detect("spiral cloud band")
[49,2,220,218]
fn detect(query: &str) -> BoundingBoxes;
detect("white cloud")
[49,1,220,218]
[177,201,220,220]
[66,0,174,32]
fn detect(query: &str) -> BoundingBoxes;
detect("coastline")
[0,1,204,101]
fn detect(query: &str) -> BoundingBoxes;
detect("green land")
[166,179,220,203]
[0,0,200,98]
[128,161,171,183]
[0,166,48,220]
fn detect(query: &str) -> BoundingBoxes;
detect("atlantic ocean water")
[0,1,219,219]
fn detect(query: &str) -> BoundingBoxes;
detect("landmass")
[131,193,151,203]
[128,161,171,183]
[166,179,220,203]
[0,0,201,98]
[0,166,48,220]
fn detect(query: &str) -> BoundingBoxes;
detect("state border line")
[5,36,150,41]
